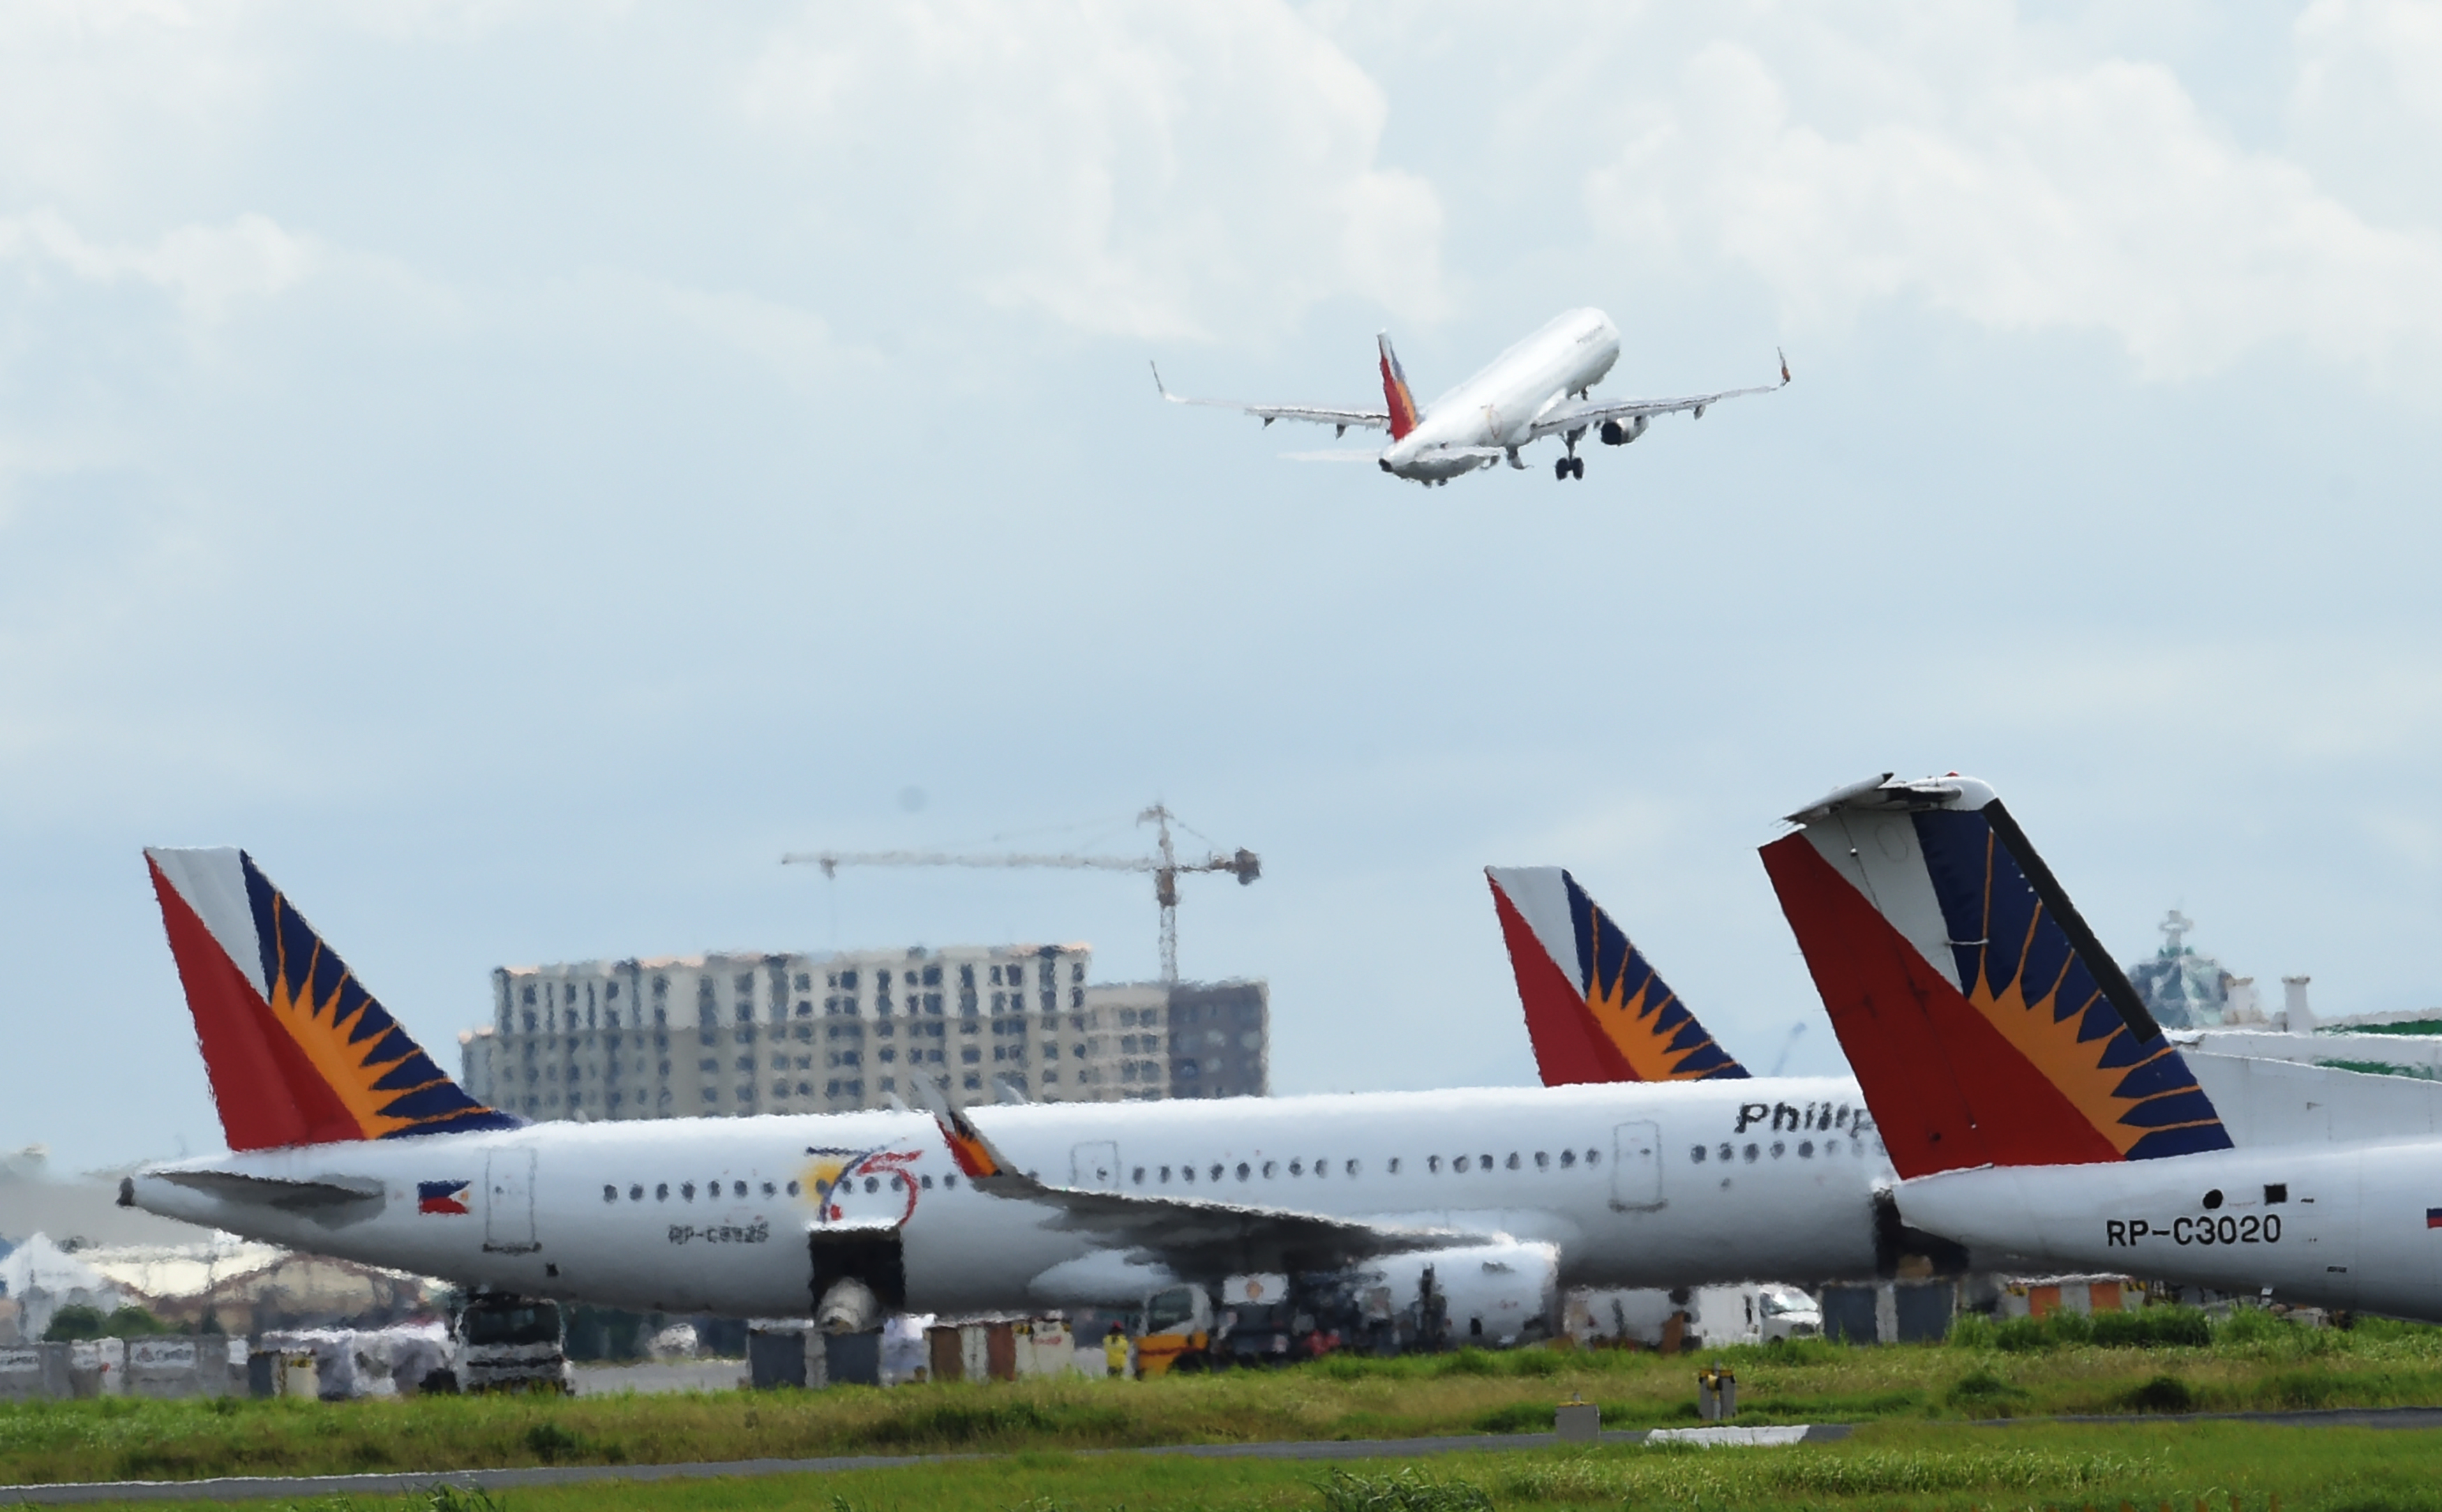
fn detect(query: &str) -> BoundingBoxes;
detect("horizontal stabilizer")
[154,1168,384,1211]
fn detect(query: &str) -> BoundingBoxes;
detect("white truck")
[1566,1284,1822,1349]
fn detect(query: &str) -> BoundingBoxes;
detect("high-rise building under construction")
[458,944,1266,1121]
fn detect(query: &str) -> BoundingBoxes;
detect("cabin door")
[1611,1121,1663,1211]
[484,1149,538,1252]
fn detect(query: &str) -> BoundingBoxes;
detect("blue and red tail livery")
[1377,332,1421,441]
[1760,775,2231,1180]
[146,848,521,1151]
[1486,867,1747,1085]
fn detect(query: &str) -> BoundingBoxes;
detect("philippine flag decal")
[419,1180,472,1215]
[2427,1207,2442,1230]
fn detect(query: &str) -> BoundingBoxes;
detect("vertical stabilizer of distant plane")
[1758,776,2231,1180]
[1485,867,1747,1084]
[1377,332,1421,440]
[144,848,520,1150]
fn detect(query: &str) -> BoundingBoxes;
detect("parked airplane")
[1154,308,1788,485]
[1761,773,2442,1322]
[124,847,1956,1334]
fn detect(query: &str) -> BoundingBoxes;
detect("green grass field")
[24,1421,2442,1512]
[3,1310,2439,1492]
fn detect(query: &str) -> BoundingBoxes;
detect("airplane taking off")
[1763,774,2442,1322]
[1154,308,1788,484]
[125,846,1965,1333]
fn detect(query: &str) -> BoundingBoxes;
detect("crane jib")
[781,804,1258,985]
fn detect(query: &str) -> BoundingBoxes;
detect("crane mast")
[782,804,1258,985]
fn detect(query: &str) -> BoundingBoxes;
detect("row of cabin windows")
[1693,1139,1866,1162]
[601,1170,973,1204]
[1123,1148,1599,1187]
[1103,1138,1869,1190]
[585,1142,1868,1210]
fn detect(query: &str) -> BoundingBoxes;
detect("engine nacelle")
[1599,415,1649,446]
[1358,1241,1559,1347]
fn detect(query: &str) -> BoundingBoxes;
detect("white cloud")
[2292,0,2442,227]
[740,0,1446,342]
[0,209,317,320]
[1581,10,2442,385]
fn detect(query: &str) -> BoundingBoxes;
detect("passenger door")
[484,1149,538,1252]
[1611,1121,1662,1211]
[1070,1142,1121,1191]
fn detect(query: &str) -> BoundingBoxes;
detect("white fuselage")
[1897,1138,2442,1322]
[131,1079,1894,1319]
[1381,308,1619,481]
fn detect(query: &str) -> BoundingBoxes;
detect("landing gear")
[1555,426,1587,481]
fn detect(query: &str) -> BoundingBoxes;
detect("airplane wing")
[998,1176,1481,1274]
[1527,350,1792,441]
[933,1104,1484,1275]
[1152,363,1388,437]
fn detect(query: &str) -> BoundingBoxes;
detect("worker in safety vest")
[1104,1322,1131,1379]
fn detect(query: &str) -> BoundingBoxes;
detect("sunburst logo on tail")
[1568,876,1747,1081]
[1488,866,1748,1085]
[1915,811,2229,1160]
[147,846,520,1148]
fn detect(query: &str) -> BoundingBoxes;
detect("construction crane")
[781,804,1259,985]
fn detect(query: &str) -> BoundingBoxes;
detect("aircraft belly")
[1575,1179,1880,1287]
[1901,1147,2441,1321]
[904,1207,1088,1315]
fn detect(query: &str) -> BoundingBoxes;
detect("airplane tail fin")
[1485,867,1747,1084]
[1758,776,2231,1180]
[144,848,520,1151]
[1377,332,1421,440]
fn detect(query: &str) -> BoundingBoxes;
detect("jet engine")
[1599,415,1649,446]
[1359,1241,1559,1347]
[815,1278,882,1333]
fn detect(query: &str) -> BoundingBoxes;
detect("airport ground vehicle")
[452,1294,571,1393]
[1565,1282,1821,1349]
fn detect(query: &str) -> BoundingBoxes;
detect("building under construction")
[458,949,1267,1121]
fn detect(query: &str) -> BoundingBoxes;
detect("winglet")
[1778,347,1792,386]
[1151,361,1182,403]
[911,1076,1005,1179]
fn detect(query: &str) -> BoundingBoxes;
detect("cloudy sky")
[5,1,2440,1170]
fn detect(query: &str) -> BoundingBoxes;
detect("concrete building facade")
[459,945,1268,1120]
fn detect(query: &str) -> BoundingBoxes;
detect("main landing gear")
[1555,425,1587,481]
